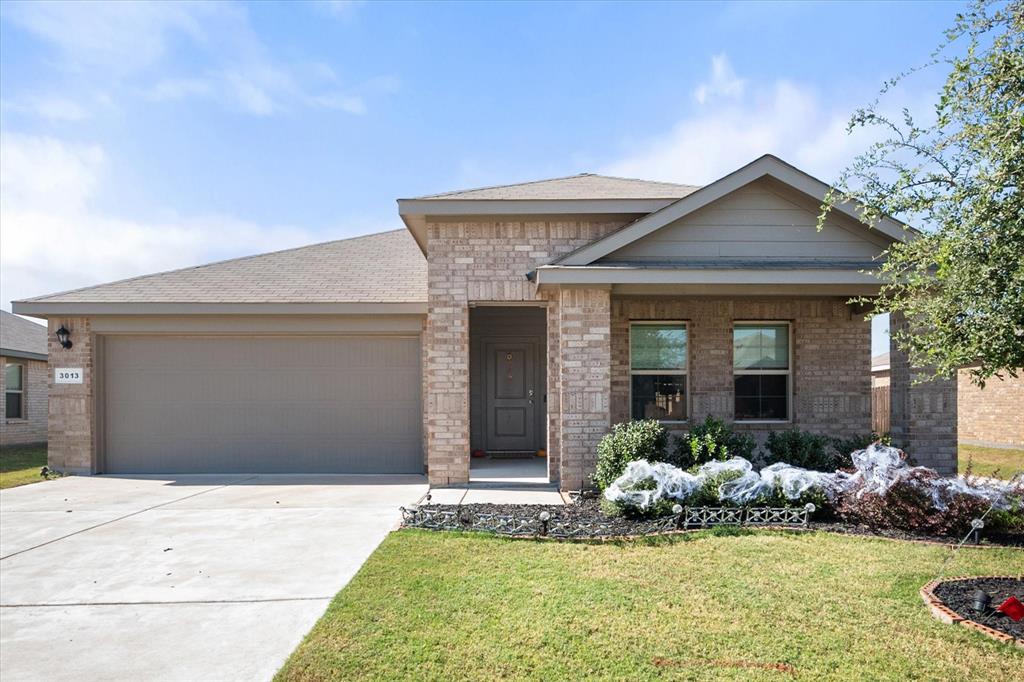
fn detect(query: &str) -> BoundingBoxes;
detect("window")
[630,322,687,422]
[733,323,790,421]
[5,362,24,420]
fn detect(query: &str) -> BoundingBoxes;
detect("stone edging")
[919,576,1024,648]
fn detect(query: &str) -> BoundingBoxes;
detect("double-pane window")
[5,363,24,419]
[630,323,687,422]
[733,323,790,421]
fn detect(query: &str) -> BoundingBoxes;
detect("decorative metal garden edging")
[399,503,814,539]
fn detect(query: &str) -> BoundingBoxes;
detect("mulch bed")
[405,498,1024,547]
[932,577,1024,642]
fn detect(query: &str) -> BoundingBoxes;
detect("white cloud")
[4,0,388,118]
[0,132,319,310]
[693,53,745,104]
[602,55,890,186]
[1,95,92,122]
[2,1,206,76]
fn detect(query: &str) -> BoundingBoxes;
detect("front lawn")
[0,443,47,489]
[277,529,1022,681]
[960,443,1024,479]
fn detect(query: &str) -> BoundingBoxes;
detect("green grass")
[0,443,47,489]
[959,443,1024,479]
[277,529,1023,681]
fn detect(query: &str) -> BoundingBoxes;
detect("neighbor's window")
[733,323,790,421]
[5,362,24,420]
[630,322,687,422]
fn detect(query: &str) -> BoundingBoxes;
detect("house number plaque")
[55,368,84,384]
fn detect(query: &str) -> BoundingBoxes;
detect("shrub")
[762,429,835,471]
[685,469,744,507]
[836,469,991,536]
[829,433,890,470]
[667,416,757,469]
[593,420,668,490]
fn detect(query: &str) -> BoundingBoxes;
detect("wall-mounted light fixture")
[55,325,73,350]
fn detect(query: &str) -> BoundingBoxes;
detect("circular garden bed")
[921,577,1024,647]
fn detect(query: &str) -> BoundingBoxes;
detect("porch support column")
[48,317,96,474]
[555,287,612,490]
[425,300,470,486]
[888,312,958,474]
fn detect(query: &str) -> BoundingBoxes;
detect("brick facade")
[553,288,612,489]
[46,317,95,474]
[423,217,628,486]
[1,355,48,446]
[957,368,1024,448]
[610,297,872,443]
[888,313,957,473]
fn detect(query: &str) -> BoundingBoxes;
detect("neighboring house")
[13,155,958,489]
[1,310,48,446]
[871,352,891,435]
[873,353,1023,449]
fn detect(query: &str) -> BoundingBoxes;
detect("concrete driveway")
[0,473,427,682]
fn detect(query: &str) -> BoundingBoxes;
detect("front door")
[484,341,537,452]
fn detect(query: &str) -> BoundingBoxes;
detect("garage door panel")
[103,335,422,474]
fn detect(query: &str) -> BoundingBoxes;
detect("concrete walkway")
[0,473,427,682]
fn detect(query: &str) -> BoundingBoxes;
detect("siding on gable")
[599,178,891,263]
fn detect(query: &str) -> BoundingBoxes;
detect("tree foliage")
[821,0,1023,384]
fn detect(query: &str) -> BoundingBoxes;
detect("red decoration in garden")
[471,449,486,458]
[996,596,1024,622]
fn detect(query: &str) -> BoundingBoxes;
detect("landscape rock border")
[920,576,1024,648]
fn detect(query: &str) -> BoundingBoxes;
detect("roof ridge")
[583,172,700,189]
[17,228,407,304]
[407,172,697,200]
[408,172,596,200]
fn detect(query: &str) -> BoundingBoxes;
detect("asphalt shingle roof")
[411,173,699,201]
[0,310,48,356]
[18,229,426,305]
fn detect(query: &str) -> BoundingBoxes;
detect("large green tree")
[821,0,1023,385]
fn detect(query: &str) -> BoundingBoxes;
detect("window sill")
[734,420,791,425]
[5,418,28,424]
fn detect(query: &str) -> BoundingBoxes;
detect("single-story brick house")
[13,155,958,489]
[1,310,49,446]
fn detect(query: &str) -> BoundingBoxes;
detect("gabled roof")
[13,230,427,317]
[398,174,698,254]
[551,155,916,267]
[410,173,699,201]
[0,310,48,360]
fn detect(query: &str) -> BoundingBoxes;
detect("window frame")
[628,320,690,424]
[732,321,792,424]
[5,361,26,421]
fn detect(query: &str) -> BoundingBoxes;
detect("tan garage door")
[102,335,422,474]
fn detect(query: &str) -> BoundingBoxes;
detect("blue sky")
[0,1,963,353]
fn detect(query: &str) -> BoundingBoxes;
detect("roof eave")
[0,348,48,362]
[11,301,428,317]
[534,264,885,287]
